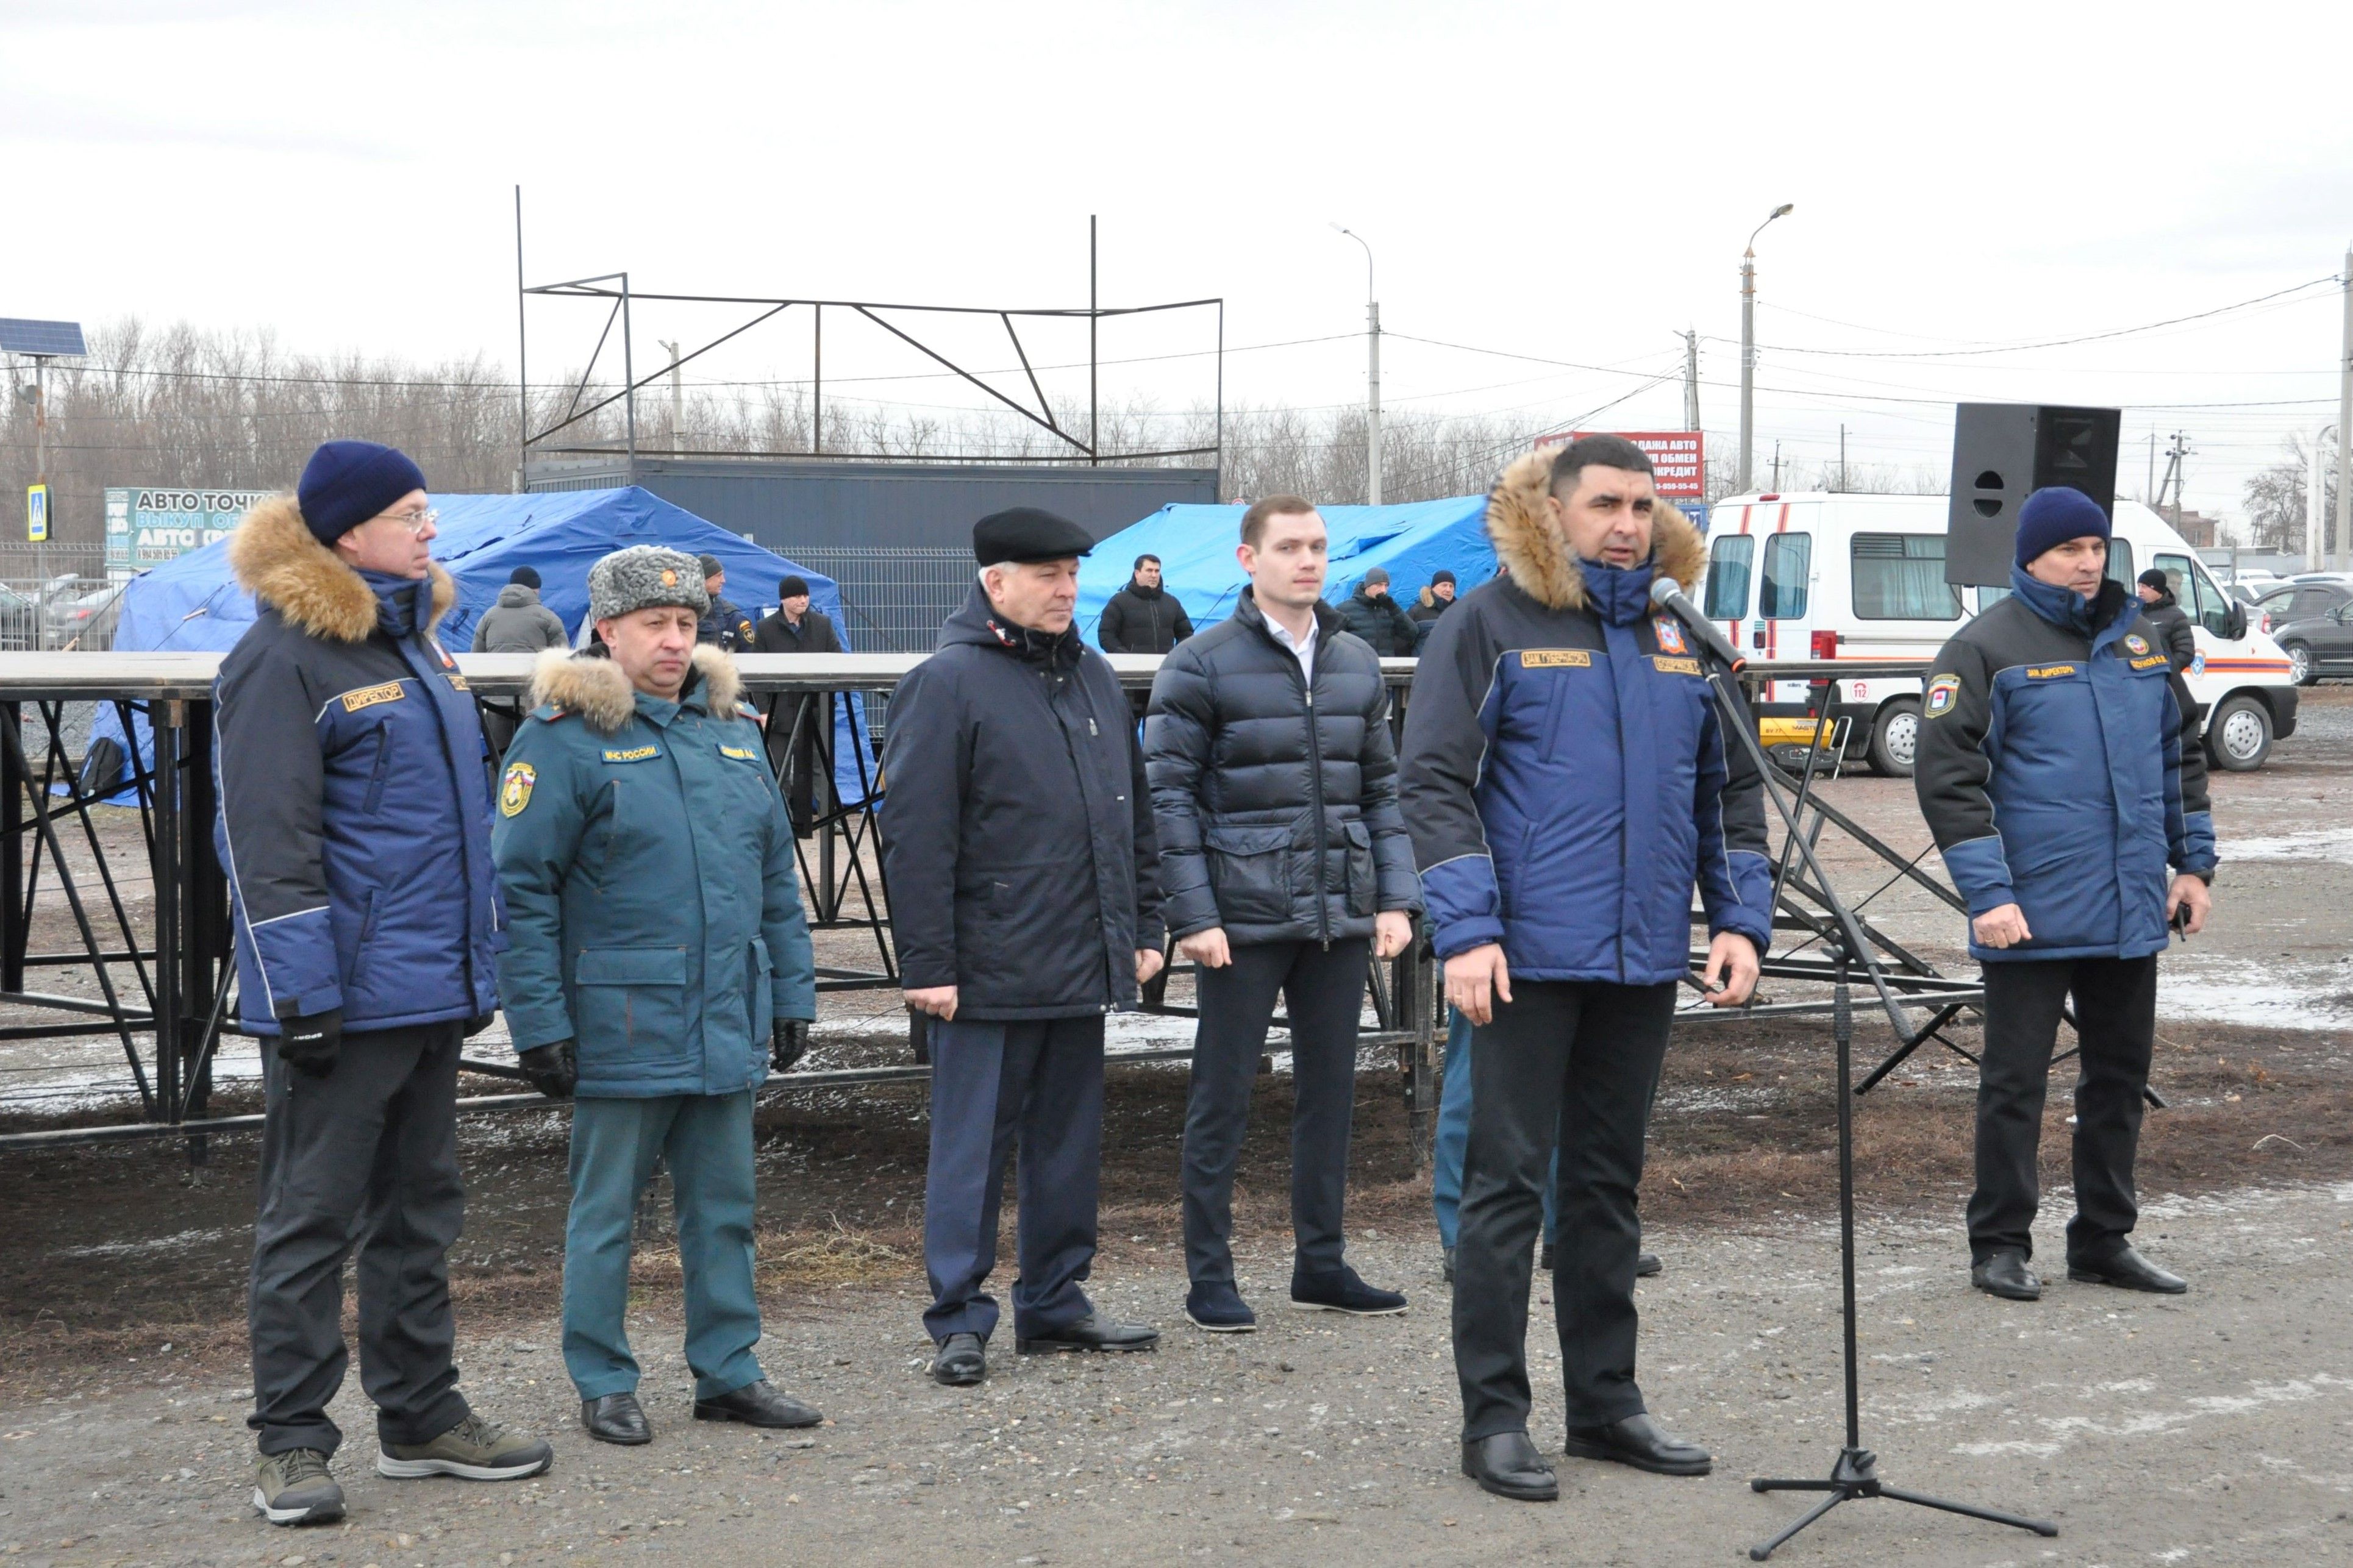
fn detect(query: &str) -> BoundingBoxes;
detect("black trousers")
[1970,955,2157,1266]
[249,1021,471,1458]
[1181,938,1368,1286]
[1454,979,1675,1442]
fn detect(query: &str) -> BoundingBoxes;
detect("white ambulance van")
[1698,492,2298,775]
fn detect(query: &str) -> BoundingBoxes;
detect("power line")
[1736,276,2340,360]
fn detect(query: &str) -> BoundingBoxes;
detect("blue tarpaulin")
[93,487,873,805]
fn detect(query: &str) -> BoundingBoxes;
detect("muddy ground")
[1,691,2350,1563]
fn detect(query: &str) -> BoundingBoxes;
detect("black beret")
[973,507,1094,565]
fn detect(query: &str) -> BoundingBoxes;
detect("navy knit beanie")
[296,440,427,547]
[2013,485,2110,567]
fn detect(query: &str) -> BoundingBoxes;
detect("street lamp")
[1333,224,1382,505]
[1738,202,1794,494]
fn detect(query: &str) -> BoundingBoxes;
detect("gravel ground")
[4,1181,2350,1566]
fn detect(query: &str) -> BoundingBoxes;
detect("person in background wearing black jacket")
[1097,553,1194,654]
[1146,494,1422,1334]
[1337,565,1420,655]
[2135,568,2198,673]
[1917,489,2214,1303]
[880,508,1167,1389]
[1410,569,1457,627]
[216,442,550,1528]
[754,574,844,835]
[695,554,756,652]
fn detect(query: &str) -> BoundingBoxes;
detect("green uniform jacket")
[491,646,817,1097]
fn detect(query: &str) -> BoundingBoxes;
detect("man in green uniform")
[493,544,820,1447]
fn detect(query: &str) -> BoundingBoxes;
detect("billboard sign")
[1532,430,1707,500]
[105,486,266,577]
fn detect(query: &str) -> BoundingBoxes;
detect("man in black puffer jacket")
[1146,495,1422,1333]
[2135,568,2197,673]
[881,508,1167,1388]
[1097,554,1194,654]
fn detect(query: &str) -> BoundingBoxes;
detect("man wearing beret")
[218,440,549,1528]
[494,546,822,1445]
[1916,485,2215,1303]
[696,554,757,653]
[754,574,845,838]
[882,507,1167,1387]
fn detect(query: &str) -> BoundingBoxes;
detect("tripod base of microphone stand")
[1746,1446,2056,1560]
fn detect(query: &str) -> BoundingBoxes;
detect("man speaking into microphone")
[1401,435,1773,1503]
[1915,485,2214,1302]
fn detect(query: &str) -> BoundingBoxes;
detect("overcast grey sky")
[7,0,2351,521]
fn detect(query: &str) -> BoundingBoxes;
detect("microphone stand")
[1670,618,2058,1561]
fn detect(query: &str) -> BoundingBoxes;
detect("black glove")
[516,1041,577,1099]
[276,1009,343,1079]
[771,1018,810,1074]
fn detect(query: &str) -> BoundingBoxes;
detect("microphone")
[1649,576,1746,672]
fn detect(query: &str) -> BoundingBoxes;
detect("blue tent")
[95,487,873,805]
[1077,494,1713,640]
[1077,496,1494,640]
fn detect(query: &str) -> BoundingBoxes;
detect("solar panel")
[0,319,88,356]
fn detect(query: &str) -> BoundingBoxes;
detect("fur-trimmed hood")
[1484,449,1705,613]
[229,493,455,643]
[526,644,743,735]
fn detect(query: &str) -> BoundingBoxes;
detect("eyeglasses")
[377,506,438,535]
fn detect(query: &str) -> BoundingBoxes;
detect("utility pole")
[1680,329,1701,432]
[1838,424,1846,492]
[2146,431,2156,504]
[659,340,684,452]
[1335,225,1381,504]
[1772,440,1782,491]
[2159,431,2192,533]
[2335,245,2352,572]
[2310,423,2334,570]
[1738,202,1794,493]
[1088,215,1099,468]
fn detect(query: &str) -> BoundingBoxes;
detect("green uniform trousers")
[562,1091,764,1402]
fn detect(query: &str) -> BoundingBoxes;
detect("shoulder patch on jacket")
[2123,633,2151,655]
[1924,674,1961,716]
[1650,655,1702,676]
[602,744,662,764]
[499,761,536,818]
[340,682,406,713]
[1519,649,1592,668]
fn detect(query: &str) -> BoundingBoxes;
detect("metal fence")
[789,548,975,655]
[0,546,124,652]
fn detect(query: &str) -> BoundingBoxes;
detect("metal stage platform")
[0,652,1972,1160]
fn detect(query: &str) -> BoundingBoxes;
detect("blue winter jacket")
[1398,454,1773,984]
[213,496,505,1035]
[1913,566,2216,963]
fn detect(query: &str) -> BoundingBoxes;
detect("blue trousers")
[923,1014,1104,1344]
[562,1092,764,1402]
[1432,1009,1558,1249]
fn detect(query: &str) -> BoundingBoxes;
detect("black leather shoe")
[692,1380,821,1429]
[1290,1266,1407,1316]
[1441,1246,1455,1285]
[1015,1314,1160,1354]
[1460,1431,1558,1502]
[1562,1413,1712,1477]
[933,1333,985,1386]
[1636,1250,1662,1278]
[1972,1249,2042,1301]
[581,1393,651,1446]
[2068,1244,2187,1294]
[1538,1242,1554,1273]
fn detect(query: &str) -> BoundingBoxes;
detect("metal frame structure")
[515,202,1226,482]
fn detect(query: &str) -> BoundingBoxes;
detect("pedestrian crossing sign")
[26,483,47,543]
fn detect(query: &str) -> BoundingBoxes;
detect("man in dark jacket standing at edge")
[1098,552,1194,654]
[495,546,823,1447]
[1338,565,1420,655]
[1147,494,1421,1333]
[696,553,756,652]
[1916,488,2213,1305]
[882,508,1167,1388]
[2135,567,2198,673]
[754,574,845,835]
[1401,436,1771,1503]
[216,441,551,1528]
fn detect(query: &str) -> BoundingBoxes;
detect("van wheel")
[2205,694,2273,771]
[2283,640,2316,686]
[1866,699,1921,777]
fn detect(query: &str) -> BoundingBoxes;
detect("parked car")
[42,579,128,652]
[2255,580,2353,686]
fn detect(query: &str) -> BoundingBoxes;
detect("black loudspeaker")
[1944,404,2121,586]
